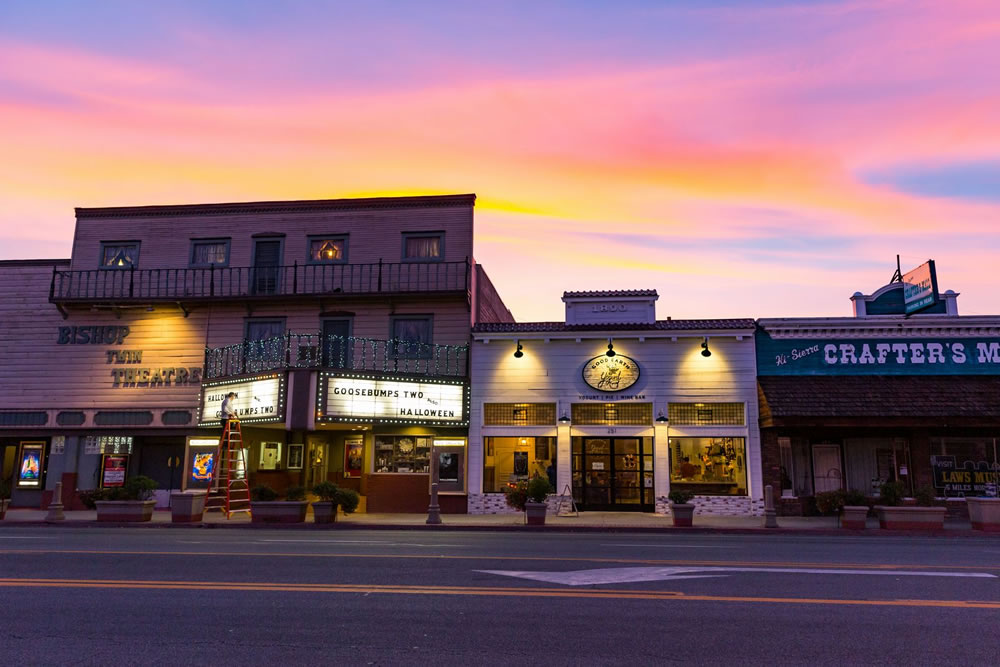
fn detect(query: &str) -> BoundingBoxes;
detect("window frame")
[99,240,141,270]
[389,314,434,359]
[306,234,349,264]
[244,317,287,342]
[401,231,445,263]
[189,237,232,268]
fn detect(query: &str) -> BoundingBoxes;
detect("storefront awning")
[758,375,1000,428]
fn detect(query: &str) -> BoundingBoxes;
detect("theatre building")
[0,194,511,512]
[757,266,1000,515]
[468,290,763,516]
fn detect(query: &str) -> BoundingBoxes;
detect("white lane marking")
[254,539,467,547]
[477,566,998,586]
[601,543,718,549]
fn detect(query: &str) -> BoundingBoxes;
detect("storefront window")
[931,437,1000,497]
[669,437,747,496]
[373,435,431,473]
[483,436,555,493]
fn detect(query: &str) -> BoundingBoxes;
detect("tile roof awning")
[758,375,1000,428]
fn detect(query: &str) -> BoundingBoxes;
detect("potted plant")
[875,481,945,530]
[250,484,309,523]
[840,489,870,530]
[505,476,553,525]
[967,494,1000,532]
[94,476,158,522]
[0,479,10,520]
[311,481,361,524]
[668,489,696,527]
[170,488,208,523]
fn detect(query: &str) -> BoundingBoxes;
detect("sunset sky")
[2,0,999,321]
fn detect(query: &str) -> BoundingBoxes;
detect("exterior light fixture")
[606,338,616,357]
[655,412,669,424]
[604,405,618,422]
[513,339,523,358]
[701,337,712,358]
[558,414,571,424]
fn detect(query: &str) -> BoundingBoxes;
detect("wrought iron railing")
[204,333,468,380]
[50,260,470,302]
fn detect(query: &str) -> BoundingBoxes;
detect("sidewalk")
[0,508,989,536]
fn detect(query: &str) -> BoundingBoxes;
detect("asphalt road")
[1,527,998,666]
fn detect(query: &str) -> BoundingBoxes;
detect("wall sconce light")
[604,405,618,422]
[655,412,669,424]
[558,414,571,424]
[513,339,523,358]
[606,338,616,357]
[701,337,712,358]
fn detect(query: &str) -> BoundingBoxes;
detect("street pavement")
[1,527,998,665]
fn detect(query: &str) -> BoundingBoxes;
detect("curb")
[1,520,996,538]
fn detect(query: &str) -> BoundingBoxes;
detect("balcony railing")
[50,260,470,303]
[204,333,468,380]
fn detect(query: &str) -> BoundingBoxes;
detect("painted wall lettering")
[57,325,130,345]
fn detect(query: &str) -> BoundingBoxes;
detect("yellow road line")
[0,549,997,572]
[0,577,996,609]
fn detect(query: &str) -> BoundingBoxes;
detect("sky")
[2,0,999,321]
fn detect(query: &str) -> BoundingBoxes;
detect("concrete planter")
[0,498,8,520]
[250,501,308,524]
[840,505,869,530]
[670,503,695,527]
[876,505,946,531]
[95,499,156,522]
[966,497,1000,532]
[170,491,207,523]
[312,501,339,524]
[524,501,548,526]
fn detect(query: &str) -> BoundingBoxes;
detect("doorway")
[572,438,653,511]
[812,444,843,493]
[252,238,282,295]
[321,318,353,368]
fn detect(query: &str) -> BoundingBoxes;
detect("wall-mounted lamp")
[513,339,523,358]
[655,412,669,424]
[606,338,616,357]
[558,414,571,424]
[701,337,712,358]
[604,405,618,422]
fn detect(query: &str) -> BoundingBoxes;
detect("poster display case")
[184,437,219,491]
[16,441,46,489]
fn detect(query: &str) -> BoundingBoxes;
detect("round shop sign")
[582,355,640,392]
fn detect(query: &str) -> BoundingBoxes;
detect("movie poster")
[439,452,459,482]
[17,442,45,489]
[189,450,216,489]
[345,438,364,477]
[101,455,128,488]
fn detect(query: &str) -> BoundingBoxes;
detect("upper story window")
[190,238,231,267]
[308,236,348,263]
[391,315,433,358]
[100,241,140,270]
[246,318,286,341]
[402,232,444,262]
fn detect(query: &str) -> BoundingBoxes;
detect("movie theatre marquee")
[317,373,467,426]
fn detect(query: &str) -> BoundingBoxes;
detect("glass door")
[252,239,282,295]
[573,438,654,511]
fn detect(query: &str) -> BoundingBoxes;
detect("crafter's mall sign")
[582,355,640,392]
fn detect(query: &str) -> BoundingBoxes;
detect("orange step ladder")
[204,419,252,519]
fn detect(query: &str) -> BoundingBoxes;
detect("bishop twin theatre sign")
[758,333,1000,376]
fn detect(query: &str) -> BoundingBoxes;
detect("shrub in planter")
[251,483,307,523]
[95,475,159,522]
[506,476,553,525]
[815,490,846,516]
[668,489,695,527]
[311,481,360,524]
[876,481,944,530]
[0,479,10,520]
[913,486,937,507]
[840,489,871,530]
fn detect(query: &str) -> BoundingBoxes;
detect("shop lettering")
[57,325,130,345]
[775,344,820,366]
[398,408,456,417]
[818,341,1000,366]
[578,394,646,400]
[591,304,627,312]
[111,366,202,387]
